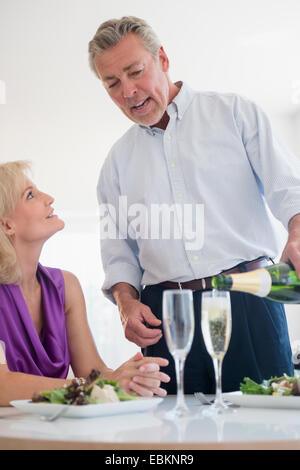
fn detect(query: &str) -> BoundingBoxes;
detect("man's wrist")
[288,213,300,236]
[117,293,138,325]
[112,282,139,306]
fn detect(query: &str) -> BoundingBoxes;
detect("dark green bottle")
[211,262,300,303]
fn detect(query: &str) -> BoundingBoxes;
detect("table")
[1,395,300,450]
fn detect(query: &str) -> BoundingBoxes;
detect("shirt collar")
[139,82,195,135]
[168,81,195,120]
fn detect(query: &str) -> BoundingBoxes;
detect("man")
[88,16,300,394]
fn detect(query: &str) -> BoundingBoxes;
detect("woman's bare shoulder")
[61,270,80,286]
[61,271,84,313]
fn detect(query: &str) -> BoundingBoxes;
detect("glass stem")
[213,357,224,406]
[175,355,186,409]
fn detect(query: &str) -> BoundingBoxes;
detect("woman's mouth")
[46,210,57,219]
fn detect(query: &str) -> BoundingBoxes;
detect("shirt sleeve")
[234,96,300,229]
[97,154,143,305]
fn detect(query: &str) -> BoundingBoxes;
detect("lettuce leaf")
[39,387,69,404]
[240,377,273,395]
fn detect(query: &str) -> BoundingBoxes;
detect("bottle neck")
[213,268,272,297]
[212,275,232,290]
[229,268,272,296]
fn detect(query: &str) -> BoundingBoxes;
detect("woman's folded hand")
[103,351,170,397]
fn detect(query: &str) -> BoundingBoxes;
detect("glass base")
[164,404,191,420]
[201,400,236,416]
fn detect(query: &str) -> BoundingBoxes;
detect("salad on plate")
[240,373,300,397]
[31,369,137,406]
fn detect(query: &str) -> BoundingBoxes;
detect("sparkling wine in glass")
[163,289,195,419]
[201,290,232,414]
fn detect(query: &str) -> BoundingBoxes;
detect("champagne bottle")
[211,262,300,304]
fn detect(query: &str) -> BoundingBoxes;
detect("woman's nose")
[48,194,54,205]
[42,192,54,205]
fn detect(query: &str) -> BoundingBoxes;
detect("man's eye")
[132,70,142,76]
[109,81,119,89]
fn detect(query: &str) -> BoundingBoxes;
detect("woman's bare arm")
[63,271,170,395]
[0,364,72,406]
[62,270,109,378]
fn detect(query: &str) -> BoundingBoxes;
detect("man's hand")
[119,296,163,348]
[112,283,163,348]
[280,213,300,276]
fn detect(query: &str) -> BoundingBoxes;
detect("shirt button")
[178,114,182,120]
[171,163,176,168]
[167,135,171,140]
[178,193,183,198]
[193,255,199,261]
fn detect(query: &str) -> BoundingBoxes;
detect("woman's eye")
[26,191,34,200]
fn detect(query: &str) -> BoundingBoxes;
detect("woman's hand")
[103,352,170,397]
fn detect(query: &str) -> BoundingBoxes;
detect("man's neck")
[151,81,182,130]
[152,112,170,130]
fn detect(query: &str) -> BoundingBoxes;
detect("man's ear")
[158,46,170,73]
[0,218,15,236]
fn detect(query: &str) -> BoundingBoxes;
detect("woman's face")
[6,178,64,245]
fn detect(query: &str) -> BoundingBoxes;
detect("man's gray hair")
[88,16,161,77]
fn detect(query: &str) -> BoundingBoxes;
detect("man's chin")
[128,112,164,127]
[123,103,163,127]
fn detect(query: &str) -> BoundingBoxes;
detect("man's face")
[94,33,171,126]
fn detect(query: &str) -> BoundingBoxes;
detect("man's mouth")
[131,97,151,112]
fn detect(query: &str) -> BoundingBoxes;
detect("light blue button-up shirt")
[97,82,300,303]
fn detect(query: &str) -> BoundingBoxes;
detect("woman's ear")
[0,218,15,236]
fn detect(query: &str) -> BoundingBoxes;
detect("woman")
[0,161,169,406]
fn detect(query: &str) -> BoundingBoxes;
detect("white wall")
[1,0,300,366]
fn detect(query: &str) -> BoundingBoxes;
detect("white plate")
[224,391,300,409]
[10,397,163,419]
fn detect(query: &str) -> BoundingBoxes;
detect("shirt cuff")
[101,262,143,305]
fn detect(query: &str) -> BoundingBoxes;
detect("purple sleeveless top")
[0,264,70,378]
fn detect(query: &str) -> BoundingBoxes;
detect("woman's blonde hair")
[88,16,161,77]
[0,161,31,284]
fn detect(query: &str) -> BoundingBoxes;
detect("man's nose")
[122,79,137,99]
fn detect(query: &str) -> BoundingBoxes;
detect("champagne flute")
[163,289,195,419]
[201,290,232,414]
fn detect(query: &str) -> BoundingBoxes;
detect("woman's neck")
[14,242,43,292]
